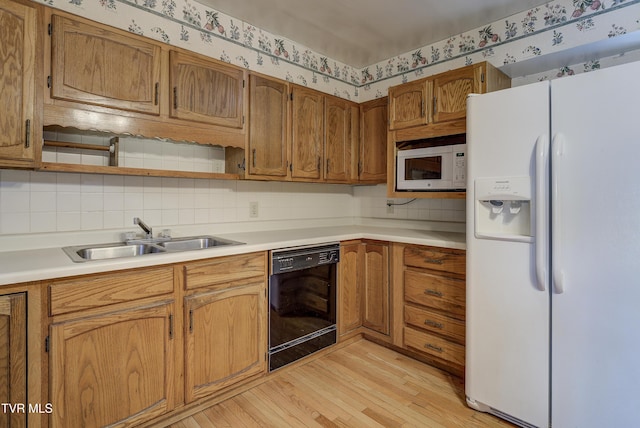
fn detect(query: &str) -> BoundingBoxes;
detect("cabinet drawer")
[184,252,266,290]
[404,269,465,318]
[404,304,464,344]
[404,326,464,366]
[49,266,174,316]
[404,245,465,275]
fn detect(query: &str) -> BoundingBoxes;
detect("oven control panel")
[271,243,340,274]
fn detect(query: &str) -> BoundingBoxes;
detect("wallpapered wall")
[1,0,638,236]
[34,0,640,101]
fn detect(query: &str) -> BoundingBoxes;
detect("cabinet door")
[248,74,289,178]
[362,242,390,335]
[359,97,387,182]
[50,302,175,428]
[170,50,244,128]
[50,14,161,115]
[324,95,355,182]
[432,63,482,123]
[184,281,266,402]
[338,242,363,336]
[0,293,26,428]
[291,85,323,180]
[388,79,430,130]
[0,0,36,165]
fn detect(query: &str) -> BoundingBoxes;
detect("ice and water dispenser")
[474,177,532,242]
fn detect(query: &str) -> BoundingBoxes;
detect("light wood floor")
[169,339,514,428]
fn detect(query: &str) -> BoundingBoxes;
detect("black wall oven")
[268,243,339,371]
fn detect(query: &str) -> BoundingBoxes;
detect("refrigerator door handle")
[535,134,549,292]
[551,133,565,294]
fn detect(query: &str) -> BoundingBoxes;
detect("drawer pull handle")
[424,289,443,297]
[424,319,444,329]
[424,258,443,265]
[425,343,443,353]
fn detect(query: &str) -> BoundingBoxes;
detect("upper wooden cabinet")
[44,10,246,150]
[291,85,324,180]
[432,63,484,123]
[50,14,162,115]
[324,95,357,182]
[359,97,388,183]
[248,74,290,178]
[169,50,244,128]
[388,61,510,133]
[0,0,41,168]
[388,79,430,130]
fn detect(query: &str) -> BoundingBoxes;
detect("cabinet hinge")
[481,72,485,83]
[242,79,245,88]
[189,309,194,333]
[47,76,51,89]
[48,23,52,36]
[290,92,293,101]
[45,336,50,353]
[242,115,245,125]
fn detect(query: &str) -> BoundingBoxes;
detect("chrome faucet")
[133,217,153,238]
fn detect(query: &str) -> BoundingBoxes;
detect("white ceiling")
[194,0,551,68]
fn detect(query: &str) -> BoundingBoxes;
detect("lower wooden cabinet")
[361,242,389,335]
[400,244,466,377]
[0,292,27,428]
[183,252,268,403]
[338,242,363,336]
[49,301,176,428]
[184,280,266,402]
[338,240,390,338]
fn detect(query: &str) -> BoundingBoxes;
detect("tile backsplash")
[0,171,466,236]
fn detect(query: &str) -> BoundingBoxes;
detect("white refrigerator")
[465,60,640,428]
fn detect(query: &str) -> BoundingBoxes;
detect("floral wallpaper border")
[35,0,640,101]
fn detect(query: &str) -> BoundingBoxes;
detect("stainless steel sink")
[157,236,239,251]
[63,235,244,262]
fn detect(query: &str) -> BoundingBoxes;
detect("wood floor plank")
[290,363,386,428]
[252,378,325,428]
[168,340,514,428]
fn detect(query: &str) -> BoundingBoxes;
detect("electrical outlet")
[386,200,394,214]
[249,201,259,218]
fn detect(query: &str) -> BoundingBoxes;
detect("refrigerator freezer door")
[466,81,550,428]
[551,60,640,427]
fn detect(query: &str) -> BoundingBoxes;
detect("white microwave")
[396,144,467,191]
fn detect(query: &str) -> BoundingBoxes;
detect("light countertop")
[0,224,465,286]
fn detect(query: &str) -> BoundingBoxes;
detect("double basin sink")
[63,236,244,262]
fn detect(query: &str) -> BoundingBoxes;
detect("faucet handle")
[133,217,153,238]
